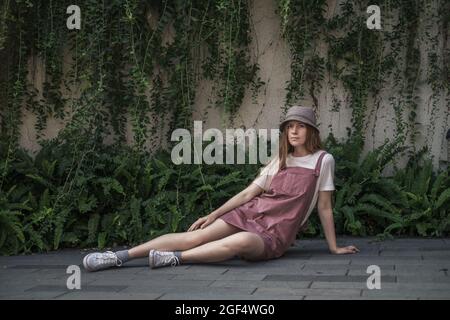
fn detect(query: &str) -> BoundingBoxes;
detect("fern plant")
[384,148,450,237]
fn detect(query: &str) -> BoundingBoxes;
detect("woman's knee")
[180,230,204,248]
[194,219,241,245]
[224,232,264,254]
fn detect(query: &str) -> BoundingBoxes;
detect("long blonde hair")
[278,122,324,171]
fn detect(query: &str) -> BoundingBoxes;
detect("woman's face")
[286,120,307,147]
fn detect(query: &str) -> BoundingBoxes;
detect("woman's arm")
[317,190,359,254]
[210,183,264,219]
[188,183,264,231]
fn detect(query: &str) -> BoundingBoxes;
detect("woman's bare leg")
[180,231,266,263]
[128,219,242,259]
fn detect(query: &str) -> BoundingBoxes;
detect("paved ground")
[1,237,449,300]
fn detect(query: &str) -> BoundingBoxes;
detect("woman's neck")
[291,146,311,157]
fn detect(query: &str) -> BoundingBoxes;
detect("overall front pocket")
[278,172,309,195]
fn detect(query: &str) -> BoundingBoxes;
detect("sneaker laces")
[158,251,180,267]
[95,251,123,267]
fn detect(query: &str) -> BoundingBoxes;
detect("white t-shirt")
[251,150,336,226]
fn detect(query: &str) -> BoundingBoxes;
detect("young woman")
[83,106,359,271]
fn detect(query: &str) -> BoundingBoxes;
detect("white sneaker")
[148,249,181,269]
[83,251,123,272]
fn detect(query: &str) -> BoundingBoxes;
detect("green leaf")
[26,174,52,189]
[168,204,183,233]
[416,223,430,236]
[88,214,100,243]
[431,170,448,201]
[130,196,143,239]
[78,195,98,214]
[354,203,403,223]
[39,189,50,209]
[435,188,450,210]
[196,184,214,193]
[54,209,70,250]
[154,158,169,171]
[383,221,404,234]
[98,177,125,196]
[98,232,107,249]
[215,171,242,188]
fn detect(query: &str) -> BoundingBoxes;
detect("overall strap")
[314,151,327,177]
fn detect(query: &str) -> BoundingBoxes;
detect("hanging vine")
[277,0,447,157]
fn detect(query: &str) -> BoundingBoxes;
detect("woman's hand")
[330,246,360,254]
[187,214,217,232]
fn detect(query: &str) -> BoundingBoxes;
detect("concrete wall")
[16,0,449,173]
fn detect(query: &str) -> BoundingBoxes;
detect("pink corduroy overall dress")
[219,150,328,260]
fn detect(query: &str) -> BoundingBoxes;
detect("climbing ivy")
[0,1,448,254]
[277,0,448,154]
[0,0,260,148]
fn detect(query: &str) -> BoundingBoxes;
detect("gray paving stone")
[312,281,450,290]
[0,278,96,295]
[263,274,396,283]
[381,246,450,252]
[224,267,336,275]
[2,238,450,299]
[349,258,423,265]
[393,260,450,266]
[123,286,254,296]
[23,270,75,281]
[0,284,46,297]
[1,291,69,300]
[134,266,224,275]
[311,281,371,289]
[383,283,450,290]
[297,269,348,275]
[241,270,298,276]
[394,265,449,272]
[396,275,450,283]
[302,264,394,271]
[242,294,305,300]
[352,255,424,261]
[81,273,162,282]
[171,273,267,281]
[158,293,282,300]
[55,292,163,300]
[379,252,423,257]
[347,269,447,276]
[422,255,450,260]
[362,289,450,299]
[363,296,420,300]
[254,287,362,297]
[185,265,237,272]
[232,260,308,268]
[304,295,369,300]
[83,266,148,275]
[378,238,446,245]
[25,284,127,293]
[0,273,62,283]
[209,280,311,289]
[5,264,82,269]
[0,267,41,275]
[298,259,351,265]
[89,279,213,288]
